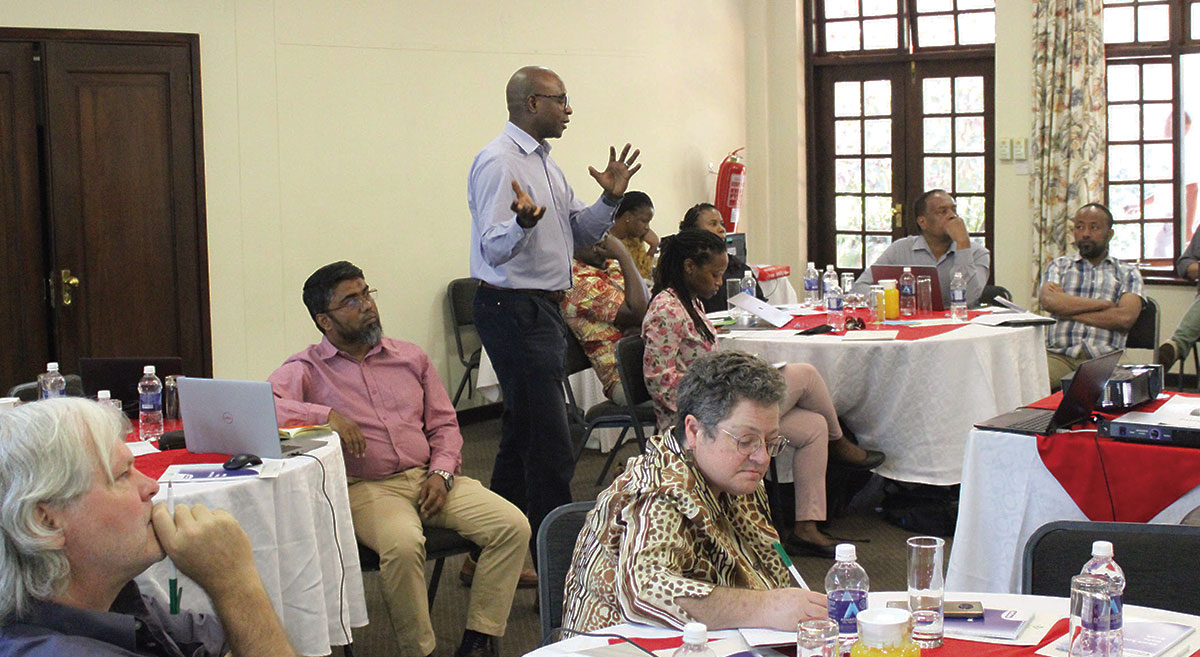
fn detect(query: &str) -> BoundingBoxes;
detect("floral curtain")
[1029,0,1107,299]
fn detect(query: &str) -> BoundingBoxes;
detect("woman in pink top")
[642,229,884,557]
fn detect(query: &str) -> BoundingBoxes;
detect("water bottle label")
[828,297,843,311]
[805,278,818,291]
[140,392,161,412]
[900,284,915,296]
[1109,594,1122,629]
[951,289,967,303]
[828,590,867,634]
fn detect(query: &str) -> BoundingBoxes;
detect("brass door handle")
[892,203,903,229]
[60,269,80,306]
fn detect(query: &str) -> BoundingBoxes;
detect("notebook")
[870,264,944,311]
[176,377,313,458]
[974,350,1123,435]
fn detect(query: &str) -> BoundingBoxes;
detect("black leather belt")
[477,281,565,304]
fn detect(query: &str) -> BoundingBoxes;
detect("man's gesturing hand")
[511,180,547,228]
[589,143,642,200]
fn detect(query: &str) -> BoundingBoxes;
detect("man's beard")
[331,314,383,347]
[1076,239,1106,260]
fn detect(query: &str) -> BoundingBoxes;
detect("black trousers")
[472,285,574,561]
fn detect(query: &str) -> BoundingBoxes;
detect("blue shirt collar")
[504,121,548,156]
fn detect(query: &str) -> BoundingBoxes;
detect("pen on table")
[168,480,182,614]
[772,541,810,590]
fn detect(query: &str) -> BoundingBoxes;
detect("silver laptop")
[176,377,299,458]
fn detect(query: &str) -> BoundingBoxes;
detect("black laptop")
[974,350,1123,435]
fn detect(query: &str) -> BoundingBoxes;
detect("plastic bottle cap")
[1091,540,1114,558]
[681,622,707,644]
[97,390,111,400]
[144,365,156,374]
[47,362,59,371]
[808,262,815,267]
[835,543,856,561]
[856,608,912,647]
[903,266,912,272]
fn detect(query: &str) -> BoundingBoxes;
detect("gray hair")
[0,398,128,621]
[675,351,786,435]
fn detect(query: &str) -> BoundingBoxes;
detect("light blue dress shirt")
[851,234,991,307]
[468,122,617,291]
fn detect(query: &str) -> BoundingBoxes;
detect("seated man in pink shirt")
[269,261,530,657]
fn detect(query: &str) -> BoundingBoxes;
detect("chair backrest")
[536,500,596,645]
[6,374,85,402]
[1022,520,1200,615]
[447,278,480,366]
[979,284,1012,307]
[564,329,592,377]
[615,335,651,407]
[1126,296,1159,350]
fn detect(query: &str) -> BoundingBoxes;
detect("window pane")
[862,0,897,17]
[1144,143,1173,180]
[1143,63,1172,101]
[1104,6,1135,43]
[924,117,953,152]
[1194,2,1200,39]
[916,0,952,10]
[837,159,863,192]
[1144,183,1174,219]
[865,196,893,231]
[837,120,863,155]
[1108,104,1141,141]
[864,157,892,192]
[864,119,892,154]
[1108,145,1142,180]
[956,156,985,192]
[958,12,996,45]
[1144,103,1172,139]
[957,0,996,9]
[956,116,986,152]
[1137,4,1170,42]
[1107,65,1140,102]
[955,76,985,113]
[837,196,864,230]
[1145,221,1173,258]
[863,18,899,49]
[825,0,860,19]
[1109,183,1143,220]
[827,21,862,51]
[865,235,891,265]
[925,156,952,189]
[1110,222,1139,260]
[960,196,986,232]
[924,77,953,114]
[918,15,956,47]
[837,234,864,269]
[863,80,892,115]
[835,81,862,117]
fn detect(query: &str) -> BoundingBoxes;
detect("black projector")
[1060,363,1163,412]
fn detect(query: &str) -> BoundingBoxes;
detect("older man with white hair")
[0,398,295,656]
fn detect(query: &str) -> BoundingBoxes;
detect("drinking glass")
[726,279,748,321]
[907,535,945,648]
[916,276,933,313]
[797,618,839,657]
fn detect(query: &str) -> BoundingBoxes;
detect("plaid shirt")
[1042,253,1144,358]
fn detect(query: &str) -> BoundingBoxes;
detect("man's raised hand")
[589,143,642,200]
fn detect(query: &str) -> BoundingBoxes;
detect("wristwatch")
[429,469,454,491]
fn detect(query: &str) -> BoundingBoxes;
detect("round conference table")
[133,439,368,656]
[721,317,1050,485]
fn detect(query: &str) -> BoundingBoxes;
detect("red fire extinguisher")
[714,147,745,234]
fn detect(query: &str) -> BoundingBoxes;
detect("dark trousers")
[472,285,574,561]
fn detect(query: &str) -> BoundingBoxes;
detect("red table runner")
[126,419,230,479]
[1026,392,1200,522]
[778,310,982,340]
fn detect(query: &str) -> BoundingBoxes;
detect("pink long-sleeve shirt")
[268,335,463,480]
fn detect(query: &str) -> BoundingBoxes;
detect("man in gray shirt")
[852,189,991,307]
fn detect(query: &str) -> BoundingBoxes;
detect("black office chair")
[536,501,595,645]
[447,278,482,406]
[355,526,476,608]
[1126,296,1159,351]
[581,336,657,486]
[979,284,1013,307]
[6,374,86,402]
[1022,520,1200,615]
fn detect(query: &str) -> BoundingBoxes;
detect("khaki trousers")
[1047,351,1089,392]
[348,468,530,657]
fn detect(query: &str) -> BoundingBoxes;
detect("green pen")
[168,480,182,614]
[772,541,810,590]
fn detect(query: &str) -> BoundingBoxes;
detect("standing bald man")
[467,66,640,562]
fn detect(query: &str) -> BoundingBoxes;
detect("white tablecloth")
[946,427,1200,594]
[722,323,1050,485]
[135,441,368,656]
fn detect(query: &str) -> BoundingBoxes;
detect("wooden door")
[40,37,211,378]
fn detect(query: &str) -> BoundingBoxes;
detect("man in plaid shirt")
[1039,203,1144,391]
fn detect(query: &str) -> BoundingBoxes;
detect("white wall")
[1,1,748,391]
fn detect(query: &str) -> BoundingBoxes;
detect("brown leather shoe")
[459,555,538,589]
[1158,341,1179,369]
[454,633,498,657]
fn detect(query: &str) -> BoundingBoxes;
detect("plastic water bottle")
[739,270,755,302]
[899,267,916,317]
[949,271,968,321]
[826,543,869,654]
[822,265,838,308]
[804,262,820,307]
[671,623,716,657]
[39,362,67,399]
[827,282,845,331]
[96,389,122,412]
[138,365,164,441]
[1081,541,1124,657]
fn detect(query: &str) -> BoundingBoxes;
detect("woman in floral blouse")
[641,229,884,557]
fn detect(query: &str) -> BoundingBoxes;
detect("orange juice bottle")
[881,280,900,320]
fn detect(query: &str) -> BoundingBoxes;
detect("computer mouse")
[223,453,262,470]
